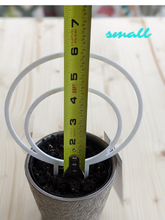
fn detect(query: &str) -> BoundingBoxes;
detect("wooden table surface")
[0,17,165,220]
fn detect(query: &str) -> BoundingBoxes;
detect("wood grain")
[0,18,165,220]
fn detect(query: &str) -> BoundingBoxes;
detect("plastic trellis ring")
[5,52,143,177]
[24,86,122,175]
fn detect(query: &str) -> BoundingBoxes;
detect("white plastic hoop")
[24,86,122,175]
[5,52,143,177]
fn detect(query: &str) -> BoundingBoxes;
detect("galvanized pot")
[25,131,117,220]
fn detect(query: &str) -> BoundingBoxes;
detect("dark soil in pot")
[29,132,112,198]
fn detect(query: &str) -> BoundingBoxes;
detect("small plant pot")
[25,131,117,220]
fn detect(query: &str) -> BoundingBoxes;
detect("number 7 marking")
[71,19,79,28]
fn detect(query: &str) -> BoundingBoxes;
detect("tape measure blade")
[64,6,91,174]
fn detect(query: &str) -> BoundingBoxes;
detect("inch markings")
[64,6,91,174]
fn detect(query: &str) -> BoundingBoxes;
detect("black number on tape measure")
[70,97,77,104]
[71,73,77,81]
[70,119,76,125]
[69,139,76,145]
[71,19,79,28]
[71,47,78,55]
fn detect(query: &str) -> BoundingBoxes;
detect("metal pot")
[25,131,117,220]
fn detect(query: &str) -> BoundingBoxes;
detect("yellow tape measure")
[64,6,91,176]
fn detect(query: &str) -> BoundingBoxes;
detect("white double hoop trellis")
[5,53,143,177]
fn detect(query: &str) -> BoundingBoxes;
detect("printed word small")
[106,28,152,39]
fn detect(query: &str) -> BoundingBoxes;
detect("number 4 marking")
[70,97,77,104]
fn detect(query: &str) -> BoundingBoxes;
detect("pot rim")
[25,131,117,202]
